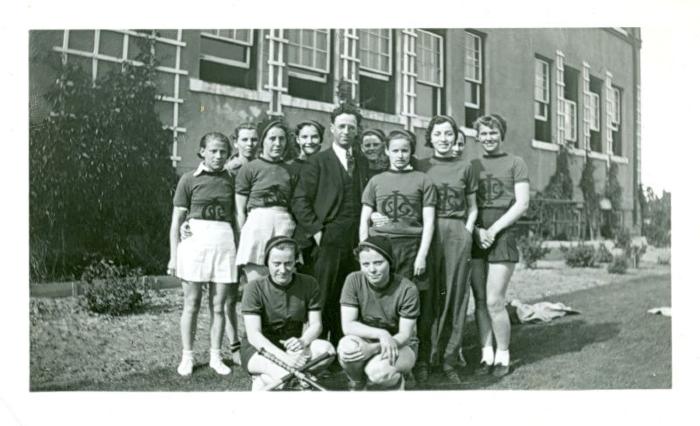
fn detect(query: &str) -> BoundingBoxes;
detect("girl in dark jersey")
[416,115,478,384]
[224,123,259,176]
[168,132,237,377]
[470,114,530,377]
[235,120,297,285]
[359,130,436,386]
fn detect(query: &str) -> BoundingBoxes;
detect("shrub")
[80,259,151,316]
[517,235,551,269]
[29,35,176,281]
[595,243,614,263]
[640,187,671,247]
[657,254,671,265]
[561,243,597,268]
[607,255,628,274]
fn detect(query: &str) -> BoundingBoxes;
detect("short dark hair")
[197,132,230,159]
[473,114,508,139]
[425,115,459,148]
[330,103,363,127]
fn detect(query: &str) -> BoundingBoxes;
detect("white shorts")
[177,219,237,283]
[235,207,295,266]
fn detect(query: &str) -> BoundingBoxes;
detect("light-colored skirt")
[177,219,237,283]
[236,207,295,266]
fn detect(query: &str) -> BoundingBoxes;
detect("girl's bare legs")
[485,262,515,372]
[208,282,231,375]
[178,281,204,376]
[470,259,494,366]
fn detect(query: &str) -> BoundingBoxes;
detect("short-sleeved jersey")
[416,156,478,219]
[340,271,420,336]
[361,169,437,237]
[235,158,296,211]
[470,153,529,209]
[173,167,236,222]
[240,273,322,344]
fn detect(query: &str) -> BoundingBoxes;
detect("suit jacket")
[291,145,369,245]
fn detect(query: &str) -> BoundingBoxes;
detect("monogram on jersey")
[436,183,464,213]
[202,198,227,221]
[379,190,419,222]
[478,174,504,206]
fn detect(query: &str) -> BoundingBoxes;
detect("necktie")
[346,149,355,178]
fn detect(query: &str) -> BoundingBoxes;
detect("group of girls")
[168,118,325,376]
[168,110,529,384]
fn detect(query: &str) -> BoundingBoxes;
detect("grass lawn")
[30,270,670,391]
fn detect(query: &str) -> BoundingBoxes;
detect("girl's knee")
[486,297,506,314]
[310,339,336,357]
[337,335,363,358]
[365,362,401,387]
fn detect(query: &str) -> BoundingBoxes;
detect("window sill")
[531,140,559,152]
[611,155,629,164]
[189,78,270,102]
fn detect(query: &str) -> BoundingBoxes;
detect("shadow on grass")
[425,318,621,390]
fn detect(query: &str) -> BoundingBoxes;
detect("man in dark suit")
[292,103,369,346]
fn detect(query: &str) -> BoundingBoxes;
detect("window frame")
[590,92,601,132]
[200,30,254,69]
[415,29,444,88]
[612,87,622,130]
[285,29,332,76]
[564,99,577,142]
[534,58,550,121]
[464,31,482,109]
[358,29,393,79]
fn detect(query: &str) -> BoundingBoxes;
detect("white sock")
[182,350,194,360]
[209,348,222,361]
[209,348,231,375]
[481,346,494,365]
[494,349,510,366]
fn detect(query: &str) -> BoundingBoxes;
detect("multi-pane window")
[359,29,392,76]
[201,30,254,68]
[286,29,330,74]
[359,29,395,114]
[415,29,444,117]
[535,59,549,121]
[563,66,579,145]
[464,31,482,109]
[564,100,577,142]
[199,30,257,89]
[416,29,443,86]
[590,92,600,131]
[612,87,621,130]
[612,86,622,156]
[534,56,552,142]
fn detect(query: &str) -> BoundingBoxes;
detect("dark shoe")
[475,362,493,376]
[443,365,461,384]
[413,363,429,384]
[491,363,510,378]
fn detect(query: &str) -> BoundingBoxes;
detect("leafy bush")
[561,243,597,268]
[595,243,614,263]
[80,259,151,316]
[607,255,628,274]
[640,186,671,247]
[30,36,176,281]
[517,235,551,269]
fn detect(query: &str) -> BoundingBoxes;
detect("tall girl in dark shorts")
[470,114,529,377]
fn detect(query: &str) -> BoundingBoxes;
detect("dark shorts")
[471,208,519,263]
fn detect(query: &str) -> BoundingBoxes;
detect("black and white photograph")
[3,0,698,425]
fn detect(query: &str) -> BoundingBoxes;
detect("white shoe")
[209,356,231,375]
[177,357,193,376]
